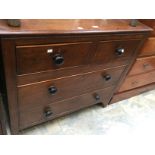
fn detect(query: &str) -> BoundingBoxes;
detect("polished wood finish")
[113,20,155,103]
[1,39,19,134]
[128,55,155,76]
[112,83,155,103]
[19,86,115,129]
[17,62,131,86]
[16,39,139,75]
[92,40,140,65]
[16,36,143,86]
[0,19,151,35]
[139,20,155,37]
[16,42,92,75]
[18,66,125,111]
[118,70,155,92]
[0,20,151,134]
[139,38,155,57]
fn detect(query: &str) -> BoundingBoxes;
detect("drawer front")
[16,39,139,75]
[139,38,155,57]
[92,40,140,65]
[118,70,155,92]
[19,86,115,130]
[18,66,125,107]
[16,42,93,75]
[128,56,155,76]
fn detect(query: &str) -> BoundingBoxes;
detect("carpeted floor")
[18,89,155,135]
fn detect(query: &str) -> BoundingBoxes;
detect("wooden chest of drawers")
[0,19,151,134]
[112,20,155,103]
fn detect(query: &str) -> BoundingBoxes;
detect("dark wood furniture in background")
[0,19,151,134]
[112,20,155,103]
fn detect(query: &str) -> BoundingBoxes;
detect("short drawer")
[128,56,155,76]
[16,42,93,75]
[139,38,155,57]
[18,66,125,107]
[118,70,155,92]
[19,86,115,130]
[92,40,140,65]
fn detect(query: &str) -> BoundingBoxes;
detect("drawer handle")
[94,93,100,101]
[48,86,57,95]
[103,74,111,81]
[53,54,64,65]
[44,107,53,118]
[143,63,150,68]
[116,48,125,56]
[132,81,138,85]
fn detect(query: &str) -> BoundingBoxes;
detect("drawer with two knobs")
[16,40,139,75]
[18,66,125,129]
[19,85,115,130]
[18,66,125,106]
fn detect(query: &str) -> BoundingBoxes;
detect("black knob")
[103,74,111,81]
[53,54,64,65]
[48,86,57,95]
[116,48,125,56]
[94,93,100,101]
[44,107,53,118]
[143,63,150,68]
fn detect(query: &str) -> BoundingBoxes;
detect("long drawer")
[19,86,115,130]
[16,39,139,75]
[118,70,155,92]
[18,66,125,108]
[128,55,155,76]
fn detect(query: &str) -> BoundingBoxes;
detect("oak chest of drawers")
[0,19,151,134]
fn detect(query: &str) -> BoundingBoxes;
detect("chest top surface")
[0,19,152,36]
